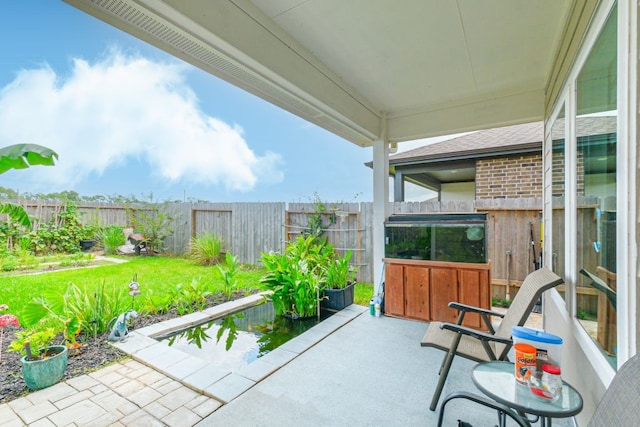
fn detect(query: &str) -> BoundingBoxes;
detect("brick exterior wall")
[475,154,542,199]
[552,150,585,197]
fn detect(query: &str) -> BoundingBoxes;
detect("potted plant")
[321,250,358,311]
[9,327,68,390]
[79,223,98,252]
[260,236,326,319]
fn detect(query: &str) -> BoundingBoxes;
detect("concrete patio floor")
[195,308,569,427]
[0,303,575,426]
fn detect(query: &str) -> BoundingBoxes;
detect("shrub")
[189,232,224,265]
[260,236,328,318]
[27,203,85,254]
[101,225,125,255]
[128,198,174,255]
[492,297,512,308]
[1,256,16,272]
[0,220,23,253]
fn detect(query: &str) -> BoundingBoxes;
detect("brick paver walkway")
[0,360,222,426]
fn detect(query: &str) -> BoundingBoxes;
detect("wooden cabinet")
[383,258,491,329]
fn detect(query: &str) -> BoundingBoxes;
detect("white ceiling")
[65,0,575,147]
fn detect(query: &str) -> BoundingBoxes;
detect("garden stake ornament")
[128,273,141,310]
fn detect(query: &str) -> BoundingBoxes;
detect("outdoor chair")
[436,353,640,427]
[579,268,616,309]
[421,267,564,411]
[585,353,640,426]
[579,267,617,354]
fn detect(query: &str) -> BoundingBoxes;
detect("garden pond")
[153,301,333,372]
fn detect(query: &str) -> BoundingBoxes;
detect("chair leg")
[430,333,462,411]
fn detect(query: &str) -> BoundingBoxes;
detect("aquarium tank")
[384,213,487,263]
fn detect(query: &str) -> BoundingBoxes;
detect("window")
[550,106,565,300]
[574,7,617,368]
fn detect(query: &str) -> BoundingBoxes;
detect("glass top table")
[472,361,583,427]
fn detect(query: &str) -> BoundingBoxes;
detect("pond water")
[154,302,331,372]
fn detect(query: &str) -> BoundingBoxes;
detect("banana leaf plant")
[0,144,58,227]
[20,288,82,350]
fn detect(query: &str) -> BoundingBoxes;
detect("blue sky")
[0,2,440,203]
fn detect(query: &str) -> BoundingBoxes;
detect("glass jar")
[541,364,562,400]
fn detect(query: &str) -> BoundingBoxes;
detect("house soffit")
[64,0,575,147]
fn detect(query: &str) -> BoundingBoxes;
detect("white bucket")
[512,326,563,373]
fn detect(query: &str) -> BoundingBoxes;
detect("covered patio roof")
[64,0,592,147]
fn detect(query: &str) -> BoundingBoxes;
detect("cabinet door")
[384,264,405,317]
[429,267,458,323]
[458,269,490,329]
[405,265,430,321]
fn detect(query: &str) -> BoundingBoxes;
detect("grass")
[2,255,265,321]
[354,282,373,306]
[1,252,96,273]
[2,255,374,322]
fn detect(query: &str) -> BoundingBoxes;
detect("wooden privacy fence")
[190,203,284,266]
[476,199,543,299]
[7,198,554,287]
[285,202,368,273]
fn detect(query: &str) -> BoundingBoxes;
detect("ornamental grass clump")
[189,232,224,265]
[101,225,125,255]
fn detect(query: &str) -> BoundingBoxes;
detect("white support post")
[372,120,389,296]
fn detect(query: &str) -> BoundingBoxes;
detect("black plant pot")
[322,282,355,311]
[79,239,96,252]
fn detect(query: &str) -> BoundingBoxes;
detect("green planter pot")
[322,282,355,311]
[21,345,68,390]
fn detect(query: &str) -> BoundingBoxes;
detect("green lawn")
[2,256,263,319]
[2,255,373,322]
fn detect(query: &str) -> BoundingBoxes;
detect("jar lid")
[542,364,561,375]
[512,326,563,344]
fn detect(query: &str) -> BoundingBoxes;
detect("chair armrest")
[579,269,617,310]
[448,302,505,319]
[439,323,513,346]
[448,302,504,333]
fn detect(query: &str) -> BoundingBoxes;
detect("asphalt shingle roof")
[389,116,616,164]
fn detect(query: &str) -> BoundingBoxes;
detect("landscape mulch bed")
[0,291,256,404]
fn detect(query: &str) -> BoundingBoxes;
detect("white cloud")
[0,48,283,192]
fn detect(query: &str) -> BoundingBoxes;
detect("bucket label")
[514,343,537,384]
